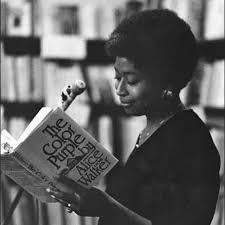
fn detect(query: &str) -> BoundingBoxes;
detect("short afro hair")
[105,9,198,91]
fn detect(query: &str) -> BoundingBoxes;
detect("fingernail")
[50,195,56,199]
[77,80,86,89]
[46,188,50,193]
[66,87,71,95]
[61,92,67,101]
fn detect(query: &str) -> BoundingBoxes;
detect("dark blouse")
[98,109,220,225]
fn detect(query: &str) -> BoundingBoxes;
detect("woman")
[47,9,220,225]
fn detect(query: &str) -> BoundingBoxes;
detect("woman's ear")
[161,89,174,101]
[161,85,177,102]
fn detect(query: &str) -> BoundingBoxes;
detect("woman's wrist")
[99,192,117,217]
[100,193,126,219]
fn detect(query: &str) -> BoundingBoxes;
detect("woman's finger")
[47,189,70,201]
[46,188,81,204]
[50,195,79,214]
[60,80,86,111]
[70,80,86,97]
[52,195,69,207]
[56,167,70,177]
[57,176,87,193]
[47,189,82,214]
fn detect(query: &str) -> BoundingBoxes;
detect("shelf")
[198,39,225,62]
[1,101,44,120]
[91,102,127,117]
[2,36,40,56]
[43,40,113,66]
[1,100,224,131]
[2,36,224,63]
[0,99,129,120]
[85,40,113,65]
[204,107,225,129]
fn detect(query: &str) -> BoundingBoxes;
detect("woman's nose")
[116,79,128,96]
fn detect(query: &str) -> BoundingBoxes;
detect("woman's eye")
[114,77,121,81]
[128,80,139,85]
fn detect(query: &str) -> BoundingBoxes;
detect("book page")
[17,107,53,144]
[1,154,56,202]
[1,130,56,202]
[1,129,17,154]
[1,129,56,202]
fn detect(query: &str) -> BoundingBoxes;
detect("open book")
[1,107,118,203]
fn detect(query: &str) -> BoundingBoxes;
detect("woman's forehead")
[114,57,139,74]
[114,57,166,87]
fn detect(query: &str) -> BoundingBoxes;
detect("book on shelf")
[1,107,118,203]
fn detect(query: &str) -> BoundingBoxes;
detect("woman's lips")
[120,102,134,107]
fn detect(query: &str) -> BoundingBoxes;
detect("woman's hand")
[46,176,111,217]
[46,173,153,225]
[60,80,86,111]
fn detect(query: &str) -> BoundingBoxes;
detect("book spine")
[12,151,57,189]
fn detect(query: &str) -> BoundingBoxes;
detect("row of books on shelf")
[1,0,223,39]
[0,60,118,109]
[1,54,44,102]
[1,36,114,64]
[1,50,224,110]
[1,0,145,38]
[164,0,224,40]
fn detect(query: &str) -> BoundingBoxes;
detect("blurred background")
[0,0,224,225]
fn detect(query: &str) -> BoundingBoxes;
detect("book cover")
[1,107,118,202]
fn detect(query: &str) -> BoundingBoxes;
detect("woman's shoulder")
[163,109,208,136]
[160,109,216,150]
[130,109,220,172]
[160,109,220,173]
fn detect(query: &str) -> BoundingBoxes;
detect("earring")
[161,89,174,101]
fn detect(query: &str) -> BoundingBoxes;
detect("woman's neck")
[137,97,186,147]
[145,97,185,128]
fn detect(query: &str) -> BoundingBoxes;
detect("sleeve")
[136,127,220,225]
[175,131,220,225]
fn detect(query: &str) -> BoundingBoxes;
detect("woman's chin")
[123,106,144,116]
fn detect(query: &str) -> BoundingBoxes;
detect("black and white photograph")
[1,0,224,225]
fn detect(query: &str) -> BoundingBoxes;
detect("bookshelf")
[1,36,224,119]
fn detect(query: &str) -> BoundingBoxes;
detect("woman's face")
[114,57,165,116]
